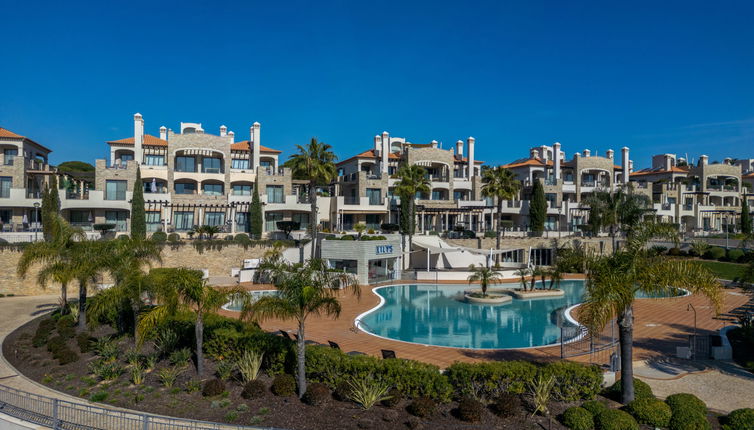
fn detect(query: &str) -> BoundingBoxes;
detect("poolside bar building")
[320,235,403,285]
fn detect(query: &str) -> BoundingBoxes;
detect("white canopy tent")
[411,236,524,270]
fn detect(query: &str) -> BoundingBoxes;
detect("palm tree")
[545,266,563,290]
[582,187,650,253]
[139,268,240,378]
[69,240,112,331]
[394,164,431,252]
[284,138,338,259]
[18,215,84,308]
[515,267,530,291]
[577,223,722,404]
[481,166,521,260]
[467,264,503,297]
[242,258,359,398]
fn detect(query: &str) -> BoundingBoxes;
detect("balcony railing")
[66,192,89,200]
[344,196,359,205]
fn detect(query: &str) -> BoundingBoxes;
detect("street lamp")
[33,202,40,241]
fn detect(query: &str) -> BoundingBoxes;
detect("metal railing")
[0,383,283,430]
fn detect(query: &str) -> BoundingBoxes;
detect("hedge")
[722,408,754,430]
[704,247,726,260]
[305,345,453,402]
[594,409,639,430]
[604,378,654,402]
[562,406,594,430]
[625,398,672,428]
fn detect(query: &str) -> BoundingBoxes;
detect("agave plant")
[347,376,392,410]
[236,350,263,383]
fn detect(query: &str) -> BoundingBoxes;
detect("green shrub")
[704,246,726,260]
[625,398,672,428]
[668,406,711,430]
[233,233,250,244]
[668,247,682,256]
[203,325,293,374]
[169,347,192,367]
[241,380,267,400]
[605,378,654,402]
[665,393,707,416]
[582,400,609,416]
[445,361,537,400]
[492,393,521,418]
[54,347,80,365]
[271,374,296,396]
[456,397,484,422]
[56,316,75,339]
[89,391,108,402]
[562,406,594,430]
[407,396,436,418]
[722,408,754,430]
[32,319,55,347]
[305,345,452,402]
[339,234,355,241]
[202,379,226,397]
[302,382,331,406]
[541,361,603,401]
[594,409,639,430]
[381,388,402,408]
[76,333,94,353]
[167,233,180,243]
[727,249,745,263]
[47,336,67,354]
[484,231,497,238]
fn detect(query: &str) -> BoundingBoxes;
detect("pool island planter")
[463,290,513,305]
[510,289,565,299]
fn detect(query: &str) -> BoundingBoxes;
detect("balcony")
[336,195,387,211]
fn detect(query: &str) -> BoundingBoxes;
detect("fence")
[0,384,284,430]
[559,318,619,367]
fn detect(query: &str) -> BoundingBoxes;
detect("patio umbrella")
[88,212,93,223]
[22,214,28,224]
[151,178,157,193]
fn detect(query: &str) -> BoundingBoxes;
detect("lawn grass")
[697,260,746,280]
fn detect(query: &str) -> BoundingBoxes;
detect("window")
[366,188,382,205]
[119,153,134,166]
[0,209,10,224]
[265,212,283,231]
[365,214,380,230]
[105,211,128,232]
[266,185,284,203]
[231,159,250,170]
[202,183,223,196]
[144,155,165,166]
[69,210,89,224]
[175,156,196,172]
[105,180,127,200]
[292,213,309,231]
[454,191,465,201]
[202,157,222,173]
[431,190,446,200]
[174,182,197,194]
[204,212,225,226]
[0,177,11,198]
[3,149,18,166]
[146,211,161,232]
[235,212,249,232]
[174,211,194,231]
[143,180,165,193]
[260,160,273,167]
[232,184,252,195]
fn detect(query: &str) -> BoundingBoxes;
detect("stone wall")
[0,243,277,296]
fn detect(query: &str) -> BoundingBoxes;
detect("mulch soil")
[3,315,725,430]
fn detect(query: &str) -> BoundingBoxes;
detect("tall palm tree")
[582,187,650,253]
[481,166,521,258]
[515,267,530,292]
[69,240,112,331]
[18,215,84,308]
[394,164,431,252]
[284,138,338,259]
[467,264,503,297]
[242,258,359,398]
[139,268,240,378]
[577,223,722,404]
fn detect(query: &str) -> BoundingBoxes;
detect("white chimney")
[621,147,630,185]
[228,131,235,144]
[430,139,438,148]
[381,131,389,175]
[606,149,614,160]
[220,125,227,137]
[700,155,708,166]
[530,148,539,159]
[159,126,167,141]
[583,149,591,157]
[251,122,261,171]
[540,145,549,161]
[133,113,144,165]
[467,137,475,178]
[374,135,381,152]
[553,142,562,180]
[455,140,464,157]
[665,156,672,171]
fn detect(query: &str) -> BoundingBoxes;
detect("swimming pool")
[355,281,686,350]
[222,290,279,311]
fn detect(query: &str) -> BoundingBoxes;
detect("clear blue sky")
[1,0,753,168]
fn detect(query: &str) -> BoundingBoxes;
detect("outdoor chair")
[279,329,293,341]
[328,340,365,356]
[381,349,396,359]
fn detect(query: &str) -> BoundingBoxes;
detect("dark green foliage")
[380,223,399,233]
[581,400,609,416]
[201,322,293,374]
[305,345,453,402]
[33,318,55,347]
[540,361,603,401]
[89,391,108,402]
[594,409,639,430]
[233,233,250,244]
[333,381,352,401]
[529,179,546,234]
[47,336,67,354]
[76,332,95,353]
[358,235,388,241]
[56,315,75,339]
[241,380,267,400]
[301,382,331,406]
[167,233,180,243]
[562,406,594,430]
[249,184,263,239]
[722,408,754,430]
[668,407,711,430]
[492,393,521,418]
[668,247,682,256]
[57,161,95,172]
[704,247,726,260]
[665,393,707,416]
[339,234,355,241]
[728,249,745,262]
[271,374,296,396]
[381,388,402,408]
[201,379,226,397]
[41,176,61,241]
[742,198,752,236]
[151,231,167,243]
[54,347,80,365]
[131,167,146,240]
[399,198,414,237]
[605,378,654,402]
[407,396,436,418]
[276,221,300,239]
[456,397,484,422]
[625,398,672,428]
[445,361,537,399]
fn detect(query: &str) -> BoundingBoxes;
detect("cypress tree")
[40,183,51,241]
[130,167,146,239]
[250,183,263,239]
[49,175,60,213]
[399,192,414,236]
[529,180,546,235]
[742,197,752,236]
[42,176,61,241]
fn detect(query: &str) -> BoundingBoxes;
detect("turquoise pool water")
[356,281,686,350]
[223,290,279,311]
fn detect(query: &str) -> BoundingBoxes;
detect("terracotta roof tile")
[0,127,51,152]
[337,149,400,166]
[630,166,689,177]
[107,134,168,147]
[453,154,484,164]
[230,140,282,153]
